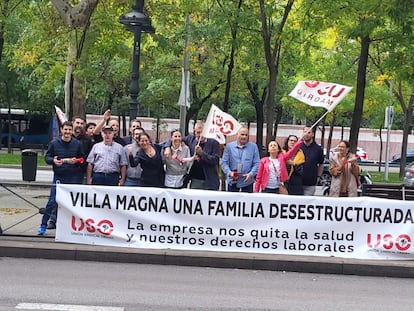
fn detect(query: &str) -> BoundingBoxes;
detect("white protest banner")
[56,184,414,260]
[201,104,242,144]
[289,81,352,112]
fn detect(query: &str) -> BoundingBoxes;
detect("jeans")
[41,174,83,227]
[125,179,142,187]
[227,183,253,193]
[92,172,120,186]
[263,187,279,194]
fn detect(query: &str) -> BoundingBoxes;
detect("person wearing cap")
[93,109,127,146]
[86,125,128,186]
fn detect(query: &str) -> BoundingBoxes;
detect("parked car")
[329,146,368,162]
[390,150,414,164]
[404,162,414,186]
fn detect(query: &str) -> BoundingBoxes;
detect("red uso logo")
[367,233,411,251]
[71,216,114,236]
[220,120,235,135]
[304,81,320,88]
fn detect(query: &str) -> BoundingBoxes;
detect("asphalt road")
[1,258,414,311]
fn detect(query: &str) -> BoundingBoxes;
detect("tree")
[258,0,294,144]
[216,0,243,113]
[50,0,99,119]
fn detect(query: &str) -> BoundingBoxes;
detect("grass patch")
[365,171,402,184]
[0,153,47,166]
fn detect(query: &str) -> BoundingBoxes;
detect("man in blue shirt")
[221,126,260,193]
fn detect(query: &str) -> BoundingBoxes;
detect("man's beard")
[74,126,84,136]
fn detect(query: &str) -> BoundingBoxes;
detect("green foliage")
[0,0,413,144]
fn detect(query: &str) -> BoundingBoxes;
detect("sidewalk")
[1,167,414,278]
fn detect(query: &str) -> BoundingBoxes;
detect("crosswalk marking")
[15,303,124,311]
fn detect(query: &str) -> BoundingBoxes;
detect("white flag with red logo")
[289,81,352,112]
[54,105,68,125]
[201,104,241,144]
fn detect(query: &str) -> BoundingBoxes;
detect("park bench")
[10,142,47,155]
[361,183,414,201]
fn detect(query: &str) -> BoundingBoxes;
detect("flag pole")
[310,109,330,131]
[179,14,191,135]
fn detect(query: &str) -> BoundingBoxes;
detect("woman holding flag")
[254,136,303,194]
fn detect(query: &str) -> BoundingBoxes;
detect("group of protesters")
[37,109,359,235]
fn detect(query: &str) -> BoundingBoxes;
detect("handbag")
[279,183,289,195]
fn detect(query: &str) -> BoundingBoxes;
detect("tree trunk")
[0,0,11,64]
[51,0,99,120]
[64,42,75,118]
[272,104,282,140]
[266,63,277,142]
[258,0,294,145]
[349,35,370,153]
[400,95,414,178]
[51,0,99,28]
[246,80,265,154]
[73,75,86,117]
[0,17,5,64]
[222,0,242,113]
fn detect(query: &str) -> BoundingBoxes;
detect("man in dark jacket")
[184,123,220,190]
[300,125,324,196]
[72,116,93,158]
[38,121,84,235]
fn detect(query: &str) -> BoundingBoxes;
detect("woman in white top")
[163,129,191,188]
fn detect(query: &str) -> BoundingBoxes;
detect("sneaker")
[38,225,46,235]
[47,221,56,230]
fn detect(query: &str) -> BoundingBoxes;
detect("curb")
[1,181,51,188]
[1,236,414,278]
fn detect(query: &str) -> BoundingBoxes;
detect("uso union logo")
[71,216,114,236]
[367,233,412,252]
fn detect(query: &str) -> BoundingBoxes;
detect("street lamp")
[119,0,155,120]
